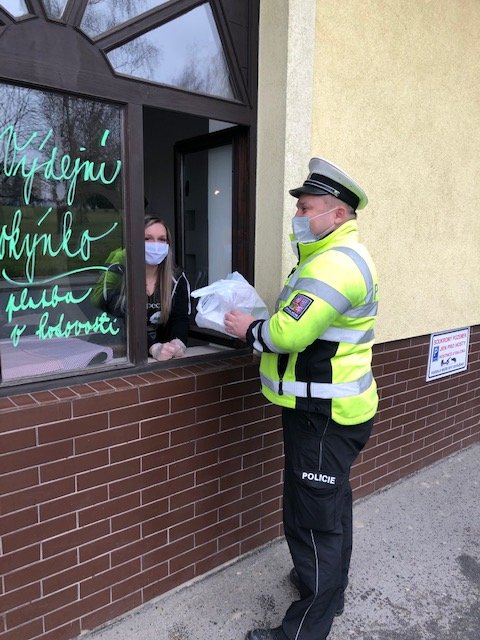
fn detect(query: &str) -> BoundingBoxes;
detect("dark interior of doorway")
[142,106,242,348]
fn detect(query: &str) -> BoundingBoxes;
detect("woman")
[92,215,190,361]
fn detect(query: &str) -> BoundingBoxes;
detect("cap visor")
[289,186,330,198]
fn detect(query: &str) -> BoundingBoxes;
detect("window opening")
[80,0,170,38]
[107,3,235,100]
[0,83,126,384]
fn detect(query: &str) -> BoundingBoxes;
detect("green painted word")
[35,311,120,340]
[0,125,122,205]
[0,208,117,283]
[5,285,92,323]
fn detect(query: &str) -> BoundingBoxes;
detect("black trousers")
[281,408,374,640]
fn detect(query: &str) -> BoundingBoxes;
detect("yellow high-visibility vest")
[248,220,378,425]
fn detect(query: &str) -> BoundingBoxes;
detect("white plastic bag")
[190,272,269,335]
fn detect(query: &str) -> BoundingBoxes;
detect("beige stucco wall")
[256,0,480,344]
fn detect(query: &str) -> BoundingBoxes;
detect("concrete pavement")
[83,442,480,640]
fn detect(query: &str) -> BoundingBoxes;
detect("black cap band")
[307,174,360,210]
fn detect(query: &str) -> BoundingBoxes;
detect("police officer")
[224,157,379,640]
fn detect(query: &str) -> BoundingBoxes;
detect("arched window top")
[0,0,256,116]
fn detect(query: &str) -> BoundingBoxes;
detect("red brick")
[169,478,220,511]
[6,585,77,629]
[197,396,243,422]
[0,619,43,640]
[2,440,73,475]
[0,467,38,497]
[45,588,111,631]
[143,535,193,572]
[195,545,241,576]
[81,559,140,598]
[195,515,240,547]
[75,422,137,455]
[42,521,110,558]
[170,540,217,573]
[80,525,141,564]
[0,545,40,576]
[0,428,36,454]
[71,388,139,417]
[79,492,140,527]
[0,581,41,617]
[142,408,196,438]
[169,509,218,542]
[170,418,219,446]
[110,397,169,428]
[37,621,81,640]
[139,376,196,401]
[112,467,168,500]
[38,413,109,444]
[112,500,169,533]
[40,485,107,521]
[0,403,71,432]
[3,514,76,554]
[168,449,218,479]
[80,593,142,634]
[41,449,108,482]
[194,486,239,517]
[112,530,167,568]
[77,459,140,491]
[196,367,243,390]
[5,550,76,591]
[44,555,110,596]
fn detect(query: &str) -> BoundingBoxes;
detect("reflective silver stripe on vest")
[253,321,290,354]
[319,326,375,344]
[276,278,350,313]
[294,278,351,313]
[260,370,373,398]
[331,247,376,304]
[344,302,378,318]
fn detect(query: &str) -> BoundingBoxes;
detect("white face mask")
[292,207,337,243]
[145,241,169,265]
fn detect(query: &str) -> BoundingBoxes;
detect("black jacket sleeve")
[156,272,190,346]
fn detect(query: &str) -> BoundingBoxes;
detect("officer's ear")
[334,204,349,223]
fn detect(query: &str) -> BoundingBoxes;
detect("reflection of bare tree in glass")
[81,0,166,36]
[39,92,121,231]
[0,86,41,208]
[174,48,232,98]
[42,0,67,19]
[108,38,160,79]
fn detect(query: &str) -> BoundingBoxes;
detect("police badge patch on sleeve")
[283,293,314,320]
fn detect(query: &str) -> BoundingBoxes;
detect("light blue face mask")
[145,242,169,265]
[291,208,337,243]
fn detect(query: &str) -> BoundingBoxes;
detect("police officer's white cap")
[289,157,368,210]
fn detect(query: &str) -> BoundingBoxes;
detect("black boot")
[289,568,344,616]
[245,626,288,640]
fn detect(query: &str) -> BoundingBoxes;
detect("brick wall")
[1,328,479,640]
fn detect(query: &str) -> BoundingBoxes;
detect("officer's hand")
[224,309,255,340]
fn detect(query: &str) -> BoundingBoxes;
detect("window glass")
[0,0,28,16]
[107,4,235,100]
[180,143,232,291]
[80,0,170,38]
[43,0,68,20]
[0,84,126,384]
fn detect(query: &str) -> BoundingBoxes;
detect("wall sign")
[426,327,470,382]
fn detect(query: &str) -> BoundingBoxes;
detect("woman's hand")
[150,339,186,361]
[224,309,255,341]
